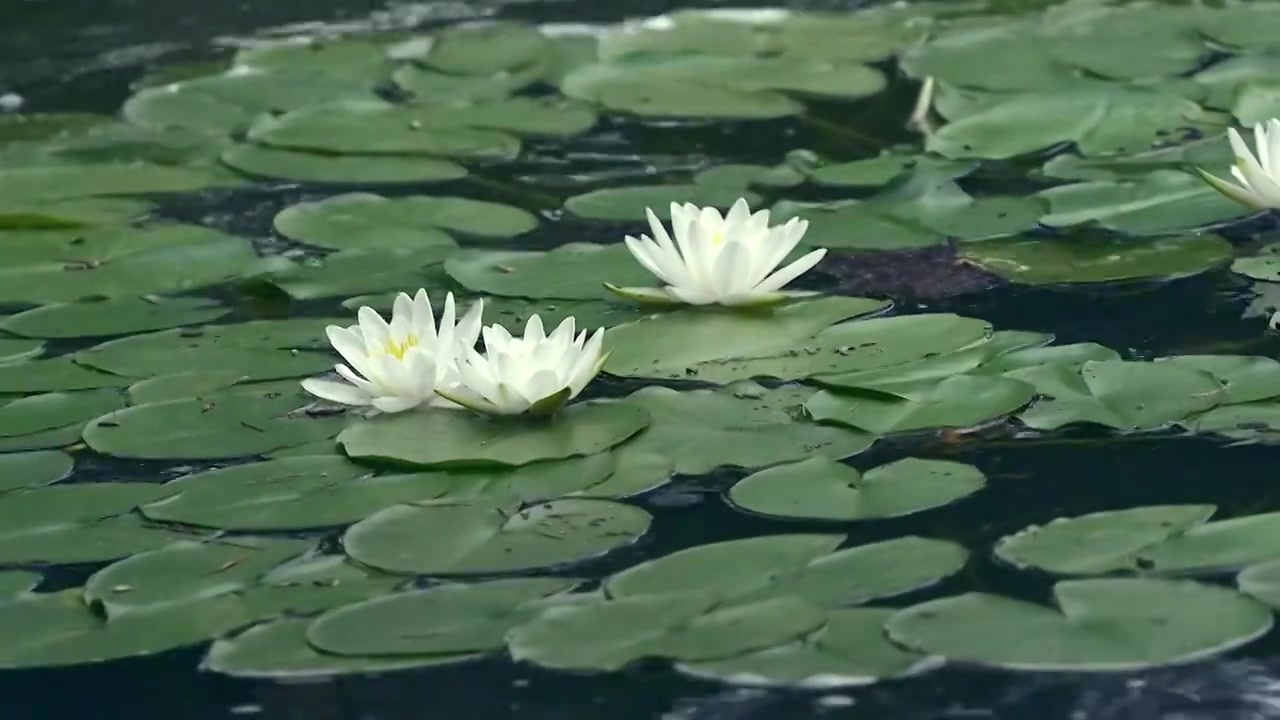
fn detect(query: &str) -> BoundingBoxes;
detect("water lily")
[1197,120,1280,210]
[301,290,483,414]
[438,315,607,416]
[606,197,827,307]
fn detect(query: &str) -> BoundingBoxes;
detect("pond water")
[7,0,1280,718]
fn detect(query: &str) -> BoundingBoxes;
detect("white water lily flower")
[439,315,607,416]
[301,290,483,414]
[1198,120,1280,210]
[606,197,827,307]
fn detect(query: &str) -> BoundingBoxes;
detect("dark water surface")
[6,0,1280,718]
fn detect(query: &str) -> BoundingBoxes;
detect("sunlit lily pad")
[887,578,1272,671]
[248,249,454,301]
[616,384,874,474]
[274,193,537,252]
[565,184,762,222]
[729,457,985,521]
[1157,355,1280,406]
[343,499,651,575]
[445,243,654,301]
[1037,170,1250,234]
[805,375,1036,435]
[961,234,1233,286]
[1013,360,1224,431]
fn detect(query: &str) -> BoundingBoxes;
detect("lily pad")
[678,608,934,688]
[0,225,263,304]
[961,234,1233,286]
[84,537,312,614]
[248,249,454,301]
[565,184,763,222]
[606,534,967,609]
[1037,170,1250,234]
[0,389,125,451]
[617,384,875,474]
[445,243,655,301]
[203,619,464,679]
[997,505,1280,575]
[308,578,578,656]
[805,375,1036,435]
[0,571,40,598]
[343,499,651,575]
[0,297,228,339]
[602,297,892,382]
[0,197,153,229]
[126,370,249,405]
[0,451,74,493]
[886,578,1272,671]
[1238,560,1280,610]
[84,381,345,460]
[1014,360,1224,431]
[273,193,537,252]
[339,402,649,470]
[0,163,231,204]
[729,457,985,521]
[1157,355,1280,406]
[221,144,467,183]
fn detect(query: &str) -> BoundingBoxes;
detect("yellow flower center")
[384,334,418,360]
[710,230,725,245]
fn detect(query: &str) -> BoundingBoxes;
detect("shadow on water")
[7,0,1280,718]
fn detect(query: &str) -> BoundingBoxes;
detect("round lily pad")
[0,163,230,205]
[274,193,537,252]
[617,384,874,474]
[0,197,153,229]
[84,537,312,614]
[1037,171,1250,235]
[678,608,934,688]
[606,534,967,609]
[805,375,1037,435]
[728,457,985,521]
[343,499,651,575]
[1013,360,1224,431]
[84,382,344,460]
[338,402,649,470]
[0,570,40,598]
[0,358,130,395]
[307,578,578,656]
[444,244,654,301]
[0,225,262,304]
[0,389,125,452]
[126,370,248,405]
[203,619,470,679]
[1238,560,1280,610]
[996,505,1280,575]
[248,249,454,301]
[221,144,467,183]
[1156,355,1280,406]
[0,450,74,493]
[886,578,1272,671]
[424,21,551,75]
[0,297,228,339]
[965,234,1233,286]
[565,184,763,222]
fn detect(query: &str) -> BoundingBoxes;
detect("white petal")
[372,395,420,413]
[301,378,371,406]
[1268,119,1280,177]
[567,328,605,396]
[665,283,718,305]
[357,306,392,356]
[335,363,375,393]
[327,326,381,385]
[754,248,827,293]
[411,289,435,345]
[1198,168,1268,210]
[724,197,751,235]
[455,297,485,350]
[624,235,678,285]
[524,314,546,343]
[389,292,414,345]
[710,239,754,298]
[747,220,808,288]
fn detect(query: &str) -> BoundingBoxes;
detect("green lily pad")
[508,593,826,671]
[339,402,649,470]
[975,342,1121,375]
[0,451,74,493]
[678,608,933,688]
[997,505,1280,575]
[75,317,335,382]
[886,578,1272,671]
[0,297,228,339]
[274,193,537,252]
[1156,355,1280,406]
[444,243,655,301]
[0,483,190,564]
[343,294,648,338]
[607,534,967,609]
[806,154,975,188]
[617,384,875,474]
[84,381,344,460]
[392,65,530,103]
[424,21,550,75]
[0,163,231,204]
[308,578,578,656]
[407,97,598,137]
[0,339,44,366]
[1182,400,1280,444]
[564,181,764,222]
[248,249,454,301]
[926,87,1224,160]
[0,358,130,395]
[811,330,1049,391]
[84,537,312,614]
[1041,136,1232,182]
[0,571,40,598]
[0,389,125,451]
[0,197,153,229]
[0,225,263,304]
[1238,559,1280,610]
[602,297,892,382]
[126,370,249,405]
[961,234,1233,286]
[1014,359,1224,431]
[1233,251,1280,282]
[1037,170,1250,234]
[0,590,251,669]
[221,144,467,183]
[204,619,465,679]
[806,375,1036,435]
[1232,81,1280,127]
[247,100,521,159]
[729,457,985,521]
[343,499,651,575]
